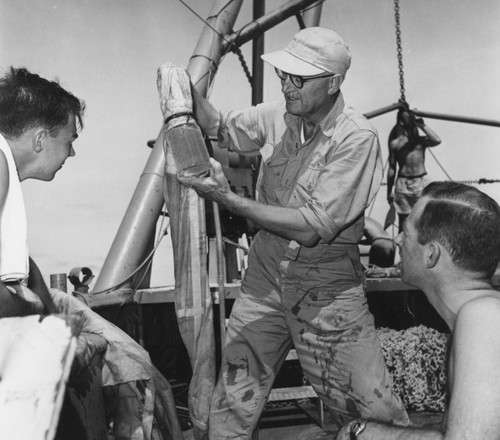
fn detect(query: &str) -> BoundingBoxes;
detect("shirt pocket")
[295,153,327,196]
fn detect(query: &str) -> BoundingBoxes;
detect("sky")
[1,0,499,288]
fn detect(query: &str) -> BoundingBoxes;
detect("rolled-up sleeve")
[298,130,383,242]
[217,102,281,155]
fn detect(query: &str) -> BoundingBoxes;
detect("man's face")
[394,197,428,286]
[280,73,337,123]
[400,111,414,129]
[38,113,78,181]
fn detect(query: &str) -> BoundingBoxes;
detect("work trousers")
[208,231,409,439]
[394,175,431,215]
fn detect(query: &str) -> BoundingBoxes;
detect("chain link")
[233,46,253,87]
[394,0,406,103]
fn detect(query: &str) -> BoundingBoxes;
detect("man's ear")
[328,75,343,95]
[426,242,441,268]
[33,129,47,153]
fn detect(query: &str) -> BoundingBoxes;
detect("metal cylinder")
[50,273,67,292]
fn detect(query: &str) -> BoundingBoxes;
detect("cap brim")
[261,49,325,76]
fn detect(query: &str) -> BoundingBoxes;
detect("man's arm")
[27,257,58,313]
[335,419,442,440]
[180,124,383,246]
[190,83,220,137]
[416,118,441,147]
[386,124,401,204]
[444,296,500,439]
[178,158,320,246]
[0,282,45,318]
[387,142,397,204]
[0,151,7,214]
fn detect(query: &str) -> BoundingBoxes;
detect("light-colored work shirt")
[217,92,383,244]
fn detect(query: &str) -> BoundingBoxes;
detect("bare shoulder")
[447,293,500,439]
[459,293,500,317]
[455,293,500,336]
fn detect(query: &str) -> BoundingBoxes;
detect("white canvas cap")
[261,27,351,77]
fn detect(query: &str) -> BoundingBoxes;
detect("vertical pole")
[301,0,323,26]
[93,0,243,293]
[252,0,265,106]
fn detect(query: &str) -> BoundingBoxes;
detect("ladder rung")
[268,385,318,401]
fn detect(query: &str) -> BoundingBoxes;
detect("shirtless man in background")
[387,109,441,231]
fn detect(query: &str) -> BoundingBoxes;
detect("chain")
[394,0,406,103]
[381,178,500,186]
[233,46,253,87]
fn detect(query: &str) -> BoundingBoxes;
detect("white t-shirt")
[0,133,29,282]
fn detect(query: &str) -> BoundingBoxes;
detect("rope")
[393,0,406,103]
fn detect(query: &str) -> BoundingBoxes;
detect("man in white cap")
[182,27,409,438]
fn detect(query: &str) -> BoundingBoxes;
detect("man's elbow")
[427,138,441,147]
[299,231,321,247]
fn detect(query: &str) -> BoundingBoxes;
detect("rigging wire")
[178,0,254,93]
[427,149,453,181]
[177,0,237,46]
[87,221,169,297]
[368,157,390,218]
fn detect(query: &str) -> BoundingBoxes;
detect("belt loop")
[285,240,302,261]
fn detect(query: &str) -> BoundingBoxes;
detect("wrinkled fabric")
[209,96,408,439]
[209,233,409,439]
[218,94,383,243]
[394,175,431,215]
[163,134,215,439]
[50,288,183,440]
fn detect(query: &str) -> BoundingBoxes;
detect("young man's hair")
[0,67,85,139]
[417,181,500,278]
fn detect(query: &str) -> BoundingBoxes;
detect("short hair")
[416,181,500,278]
[0,67,85,139]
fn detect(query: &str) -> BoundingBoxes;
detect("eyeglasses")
[274,68,336,89]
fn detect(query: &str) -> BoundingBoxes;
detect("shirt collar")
[318,91,344,137]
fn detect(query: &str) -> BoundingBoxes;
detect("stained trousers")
[208,231,409,439]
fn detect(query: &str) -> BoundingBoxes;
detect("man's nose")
[69,146,75,157]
